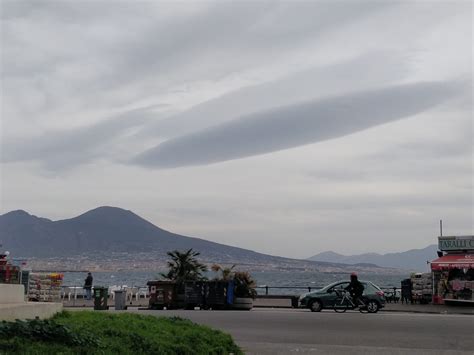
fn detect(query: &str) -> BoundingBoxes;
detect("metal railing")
[27,283,404,307]
[255,285,401,296]
[59,284,401,297]
[256,285,325,296]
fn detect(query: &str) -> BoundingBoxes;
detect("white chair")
[126,287,139,302]
[136,287,149,301]
[61,287,68,300]
[109,285,121,300]
[69,286,84,300]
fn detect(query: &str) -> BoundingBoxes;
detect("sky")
[0,0,472,258]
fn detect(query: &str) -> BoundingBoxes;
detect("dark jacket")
[84,275,93,289]
[345,280,364,298]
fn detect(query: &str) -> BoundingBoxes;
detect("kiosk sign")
[438,236,474,251]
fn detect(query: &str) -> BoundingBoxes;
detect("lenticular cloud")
[133,81,462,168]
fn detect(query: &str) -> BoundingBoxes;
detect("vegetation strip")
[0,311,242,354]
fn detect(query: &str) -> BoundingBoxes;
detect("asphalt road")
[133,308,474,354]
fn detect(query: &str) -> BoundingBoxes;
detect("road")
[133,308,474,354]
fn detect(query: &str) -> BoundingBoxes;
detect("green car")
[299,280,386,312]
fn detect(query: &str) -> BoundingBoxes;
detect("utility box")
[184,281,206,309]
[206,281,228,310]
[147,281,176,310]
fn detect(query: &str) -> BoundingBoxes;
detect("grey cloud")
[133,81,463,168]
[298,192,473,212]
[141,51,412,139]
[307,150,472,185]
[82,1,391,91]
[1,105,163,169]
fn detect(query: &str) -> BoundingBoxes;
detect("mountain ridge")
[0,206,410,273]
[308,244,438,271]
[0,206,265,258]
[0,206,398,274]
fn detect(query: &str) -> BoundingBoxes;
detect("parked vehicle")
[299,280,386,312]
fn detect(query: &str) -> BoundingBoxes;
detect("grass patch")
[0,311,242,354]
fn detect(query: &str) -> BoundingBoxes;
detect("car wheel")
[366,300,379,313]
[309,299,323,312]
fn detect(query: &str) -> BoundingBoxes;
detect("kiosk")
[431,236,474,305]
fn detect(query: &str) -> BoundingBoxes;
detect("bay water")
[63,270,408,295]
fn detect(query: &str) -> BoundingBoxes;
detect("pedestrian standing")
[84,272,93,300]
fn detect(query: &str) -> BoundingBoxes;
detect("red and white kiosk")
[431,236,474,305]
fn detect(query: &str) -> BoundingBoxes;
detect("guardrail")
[52,283,404,307]
[59,284,400,295]
[256,285,325,296]
[54,283,406,309]
[255,285,400,296]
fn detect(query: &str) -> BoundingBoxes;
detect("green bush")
[0,312,242,355]
[0,319,99,347]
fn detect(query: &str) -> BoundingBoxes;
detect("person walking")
[84,272,93,301]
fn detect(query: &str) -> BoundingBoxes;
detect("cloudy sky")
[1,1,472,258]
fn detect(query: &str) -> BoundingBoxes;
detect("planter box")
[232,297,253,310]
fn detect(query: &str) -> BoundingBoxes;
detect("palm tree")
[160,249,208,285]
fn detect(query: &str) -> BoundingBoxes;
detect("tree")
[160,249,208,285]
[233,271,257,299]
[211,265,257,299]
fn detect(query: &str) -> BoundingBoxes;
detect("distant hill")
[308,245,439,271]
[0,206,395,273]
[0,207,270,260]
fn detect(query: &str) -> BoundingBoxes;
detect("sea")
[62,270,408,295]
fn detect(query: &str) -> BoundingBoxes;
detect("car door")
[325,282,349,306]
[361,282,377,301]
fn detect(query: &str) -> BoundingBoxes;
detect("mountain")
[0,207,268,260]
[0,206,396,273]
[308,244,439,271]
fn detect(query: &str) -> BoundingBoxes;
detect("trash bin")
[401,279,413,304]
[114,290,127,310]
[94,286,109,310]
[291,296,299,308]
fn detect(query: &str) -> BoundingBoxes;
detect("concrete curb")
[63,304,474,316]
[380,308,474,316]
[255,305,474,315]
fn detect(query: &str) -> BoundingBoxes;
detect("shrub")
[0,311,242,354]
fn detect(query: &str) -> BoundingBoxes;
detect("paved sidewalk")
[253,298,474,315]
[382,302,474,315]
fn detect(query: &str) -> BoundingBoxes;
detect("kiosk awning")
[431,254,474,271]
